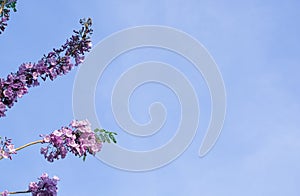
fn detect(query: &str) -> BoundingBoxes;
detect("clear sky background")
[0,0,300,195]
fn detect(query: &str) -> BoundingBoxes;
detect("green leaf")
[109,133,117,143]
[94,128,101,133]
[104,134,111,143]
[99,134,106,142]
[93,128,117,143]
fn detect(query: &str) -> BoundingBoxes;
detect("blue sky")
[0,0,300,195]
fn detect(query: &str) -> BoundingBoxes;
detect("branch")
[7,190,31,195]
[0,139,43,160]
[14,139,43,151]
[0,0,6,16]
[0,18,93,117]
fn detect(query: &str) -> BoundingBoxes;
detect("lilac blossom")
[0,0,17,34]
[0,18,93,117]
[0,190,8,196]
[41,119,102,162]
[0,119,115,162]
[28,173,59,196]
[1,173,58,195]
[0,136,16,160]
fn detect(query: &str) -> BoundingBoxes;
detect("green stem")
[0,139,43,160]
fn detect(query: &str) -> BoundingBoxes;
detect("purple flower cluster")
[0,12,9,33]
[41,119,102,162]
[1,173,58,196]
[0,190,8,196]
[0,18,93,117]
[29,173,59,196]
[0,136,16,160]
[0,0,17,34]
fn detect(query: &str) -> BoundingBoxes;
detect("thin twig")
[0,0,7,16]
[9,190,31,194]
[14,139,43,151]
[0,139,43,160]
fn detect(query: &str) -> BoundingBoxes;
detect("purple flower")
[0,102,6,117]
[0,18,93,117]
[0,0,17,34]
[41,119,102,162]
[0,137,16,160]
[28,173,59,196]
[1,190,9,196]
